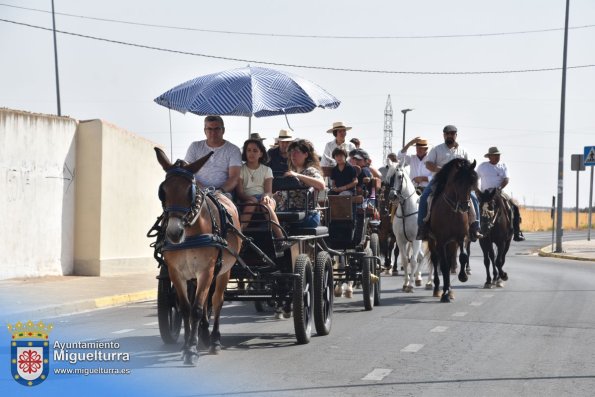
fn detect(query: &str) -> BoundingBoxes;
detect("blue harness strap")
[162,234,228,252]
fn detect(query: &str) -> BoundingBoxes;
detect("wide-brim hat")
[250,132,266,141]
[415,138,429,147]
[484,146,502,157]
[277,129,294,142]
[327,121,352,133]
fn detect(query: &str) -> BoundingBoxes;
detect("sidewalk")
[0,272,157,321]
[538,239,595,262]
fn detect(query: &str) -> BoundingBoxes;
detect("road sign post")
[571,154,585,228]
[584,146,595,241]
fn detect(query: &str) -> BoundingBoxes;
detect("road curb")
[4,290,157,321]
[538,247,595,262]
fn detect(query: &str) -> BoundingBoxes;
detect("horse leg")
[209,270,230,354]
[500,238,511,282]
[392,242,400,276]
[440,242,455,302]
[458,241,469,283]
[166,266,197,365]
[480,239,493,288]
[489,244,498,287]
[465,241,472,275]
[398,240,411,292]
[431,248,441,298]
[197,278,212,349]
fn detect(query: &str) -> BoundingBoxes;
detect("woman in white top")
[236,139,283,238]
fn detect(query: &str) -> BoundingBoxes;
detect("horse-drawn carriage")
[150,155,334,359]
[323,192,382,310]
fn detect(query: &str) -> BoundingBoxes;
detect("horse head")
[155,147,213,244]
[478,188,498,234]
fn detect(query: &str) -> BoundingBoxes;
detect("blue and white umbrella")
[154,66,340,133]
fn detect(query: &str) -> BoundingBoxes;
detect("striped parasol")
[154,66,340,134]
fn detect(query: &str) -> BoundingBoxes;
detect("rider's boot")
[416,222,430,241]
[512,204,525,241]
[469,221,483,242]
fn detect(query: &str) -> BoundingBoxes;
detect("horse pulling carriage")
[149,149,334,365]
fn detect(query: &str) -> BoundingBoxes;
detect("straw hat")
[250,132,266,141]
[484,146,502,157]
[415,138,429,147]
[327,121,352,133]
[277,129,294,142]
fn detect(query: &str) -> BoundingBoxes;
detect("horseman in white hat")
[476,146,525,241]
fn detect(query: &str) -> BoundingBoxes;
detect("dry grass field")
[520,207,591,232]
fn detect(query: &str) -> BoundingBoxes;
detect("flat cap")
[443,125,458,133]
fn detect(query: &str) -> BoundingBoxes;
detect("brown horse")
[155,148,242,365]
[478,188,512,288]
[428,158,478,302]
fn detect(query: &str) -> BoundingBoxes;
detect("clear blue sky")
[1,0,594,208]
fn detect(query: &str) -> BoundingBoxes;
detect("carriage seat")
[289,226,329,236]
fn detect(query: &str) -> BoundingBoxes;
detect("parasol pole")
[248,116,252,138]
[283,112,294,131]
[168,108,173,160]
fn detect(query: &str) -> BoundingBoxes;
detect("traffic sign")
[585,146,595,166]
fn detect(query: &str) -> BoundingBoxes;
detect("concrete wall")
[0,109,164,279]
[74,119,164,276]
[0,109,77,279]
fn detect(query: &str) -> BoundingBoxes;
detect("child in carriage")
[328,147,358,196]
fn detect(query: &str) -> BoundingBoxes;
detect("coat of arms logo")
[7,320,53,387]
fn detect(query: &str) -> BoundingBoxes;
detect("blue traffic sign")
[585,146,595,166]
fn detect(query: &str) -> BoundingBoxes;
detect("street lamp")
[401,108,414,147]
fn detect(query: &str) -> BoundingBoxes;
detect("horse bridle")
[158,166,205,227]
[441,191,471,214]
[391,170,418,217]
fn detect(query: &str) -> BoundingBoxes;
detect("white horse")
[385,163,428,292]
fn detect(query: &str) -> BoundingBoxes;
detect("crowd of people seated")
[184,115,379,230]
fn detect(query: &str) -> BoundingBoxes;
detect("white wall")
[0,109,77,279]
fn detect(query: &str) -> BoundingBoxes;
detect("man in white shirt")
[417,125,482,241]
[398,137,433,192]
[477,146,525,241]
[321,121,357,168]
[184,115,242,199]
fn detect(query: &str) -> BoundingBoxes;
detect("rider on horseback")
[476,146,525,242]
[398,136,433,195]
[416,125,483,242]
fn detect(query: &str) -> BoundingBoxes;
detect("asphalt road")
[30,231,595,396]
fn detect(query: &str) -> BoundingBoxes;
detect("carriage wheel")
[314,251,333,336]
[362,247,375,311]
[293,254,314,344]
[370,233,382,306]
[157,278,182,344]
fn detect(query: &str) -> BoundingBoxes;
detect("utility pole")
[383,95,393,163]
[51,0,61,116]
[555,0,570,252]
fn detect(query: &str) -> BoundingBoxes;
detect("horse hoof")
[209,343,222,355]
[402,285,407,292]
[448,291,455,300]
[415,280,422,287]
[182,348,199,366]
[425,283,433,290]
[501,273,508,281]
[406,286,414,293]
[496,280,504,288]
[440,294,451,303]
[458,273,468,283]
[433,290,442,298]
[484,283,493,289]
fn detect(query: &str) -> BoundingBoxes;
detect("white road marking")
[143,321,158,326]
[401,344,424,352]
[470,301,484,306]
[362,368,393,381]
[430,326,449,333]
[112,329,134,334]
[452,312,467,317]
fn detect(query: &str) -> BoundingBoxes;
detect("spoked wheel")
[293,254,314,344]
[362,247,375,311]
[314,251,333,336]
[370,233,382,306]
[157,278,182,344]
